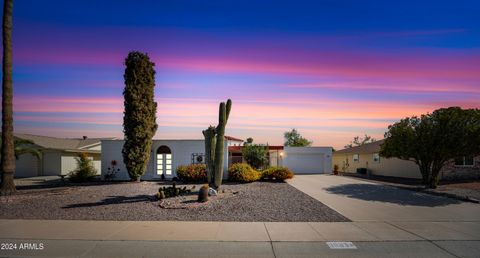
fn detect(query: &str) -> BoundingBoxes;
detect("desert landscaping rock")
[0,181,349,222]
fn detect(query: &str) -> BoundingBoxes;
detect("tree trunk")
[426,172,439,189]
[428,166,442,189]
[0,0,15,195]
[417,161,430,187]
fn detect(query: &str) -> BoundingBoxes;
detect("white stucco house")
[101,136,244,180]
[14,134,114,178]
[102,136,333,180]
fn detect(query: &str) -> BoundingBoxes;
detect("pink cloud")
[13,34,480,82]
[13,94,475,149]
[14,95,123,113]
[280,81,480,94]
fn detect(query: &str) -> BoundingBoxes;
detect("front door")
[156,145,173,178]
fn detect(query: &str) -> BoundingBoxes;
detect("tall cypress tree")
[122,51,157,181]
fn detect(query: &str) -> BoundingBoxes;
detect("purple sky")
[5,1,480,149]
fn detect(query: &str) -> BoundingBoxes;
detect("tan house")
[15,134,114,178]
[333,140,480,180]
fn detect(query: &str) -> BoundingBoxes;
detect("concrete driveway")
[287,174,480,222]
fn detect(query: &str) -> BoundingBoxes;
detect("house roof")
[334,139,385,155]
[224,136,244,142]
[14,133,116,151]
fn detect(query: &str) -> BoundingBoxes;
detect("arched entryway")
[156,145,172,178]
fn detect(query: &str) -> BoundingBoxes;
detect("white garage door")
[284,153,324,174]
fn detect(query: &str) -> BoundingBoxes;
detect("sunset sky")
[7,0,480,149]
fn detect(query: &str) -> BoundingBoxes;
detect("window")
[373,153,380,162]
[466,156,475,166]
[156,145,172,176]
[353,154,359,162]
[455,156,474,166]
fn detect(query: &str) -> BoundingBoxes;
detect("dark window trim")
[454,156,475,167]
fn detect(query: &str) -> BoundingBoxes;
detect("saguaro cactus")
[203,126,216,184]
[202,99,232,190]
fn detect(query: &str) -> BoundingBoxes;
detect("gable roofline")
[334,139,385,155]
[14,133,115,151]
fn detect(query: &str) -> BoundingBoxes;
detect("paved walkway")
[0,219,479,257]
[1,219,479,242]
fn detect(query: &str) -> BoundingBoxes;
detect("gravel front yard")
[0,181,349,222]
[436,181,480,201]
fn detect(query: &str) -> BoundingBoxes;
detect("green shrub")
[242,143,269,169]
[176,164,207,182]
[262,166,294,181]
[228,163,261,183]
[69,153,98,182]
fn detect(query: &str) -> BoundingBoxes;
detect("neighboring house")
[14,134,115,178]
[333,140,480,180]
[101,136,333,180]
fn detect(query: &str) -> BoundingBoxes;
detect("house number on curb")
[326,242,357,249]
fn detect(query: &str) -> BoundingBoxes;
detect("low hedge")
[262,166,294,181]
[228,163,261,183]
[176,164,207,182]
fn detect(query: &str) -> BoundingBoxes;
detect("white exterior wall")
[102,139,228,180]
[101,141,129,180]
[83,145,102,174]
[282,147,332,174]
[15,153,39,178]
[42,151,62,176]
[61,155,77,175]
[60,153,102,176]
[149,140,206,180]
[93,160,101,175]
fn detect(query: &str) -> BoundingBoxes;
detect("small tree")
[242,141,269,169]
[284,128,312,147]
[344,134,376,149]
[122,51,158,181]
[69,153,97,182]
[380,107,480,188]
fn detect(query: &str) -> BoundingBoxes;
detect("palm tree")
[0,137,41,160]
[1,0,15,195]
[13,138,41,160]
